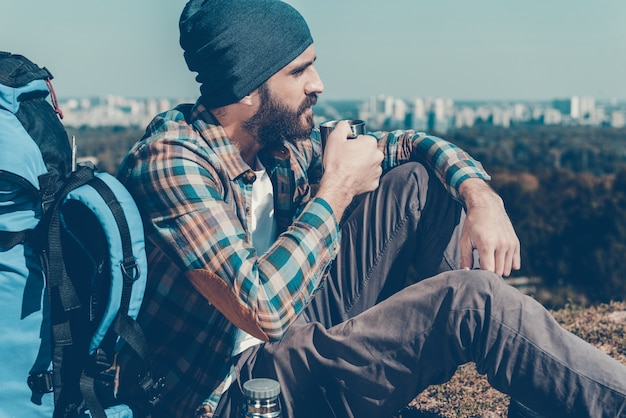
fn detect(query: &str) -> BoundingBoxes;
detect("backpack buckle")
[139,373,166,405]
[27,371,54,394]
[121,259,140,282]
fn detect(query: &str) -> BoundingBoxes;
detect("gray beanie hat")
[179,0,313,108]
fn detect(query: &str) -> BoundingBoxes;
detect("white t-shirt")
[249,166,277,255]
[232,162,276,356]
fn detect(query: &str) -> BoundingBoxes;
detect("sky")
[1,0,625,102]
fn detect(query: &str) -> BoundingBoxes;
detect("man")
[118,0,626,416]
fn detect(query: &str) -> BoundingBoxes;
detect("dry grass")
[394,300,626,418]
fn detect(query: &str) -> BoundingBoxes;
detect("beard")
[243,83,317,149]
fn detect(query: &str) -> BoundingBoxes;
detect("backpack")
[0,52,164,418]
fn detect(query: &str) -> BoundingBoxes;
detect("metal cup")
[319,119,366,148]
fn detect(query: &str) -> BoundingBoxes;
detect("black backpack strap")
[115,313,165,401]
[74,174,162,417]
[47,166,95,313]
[0,229,30,248]
[44,166,94,409]
[86,175,140,313]
[78,313,161,418]
[27,288,54,403]
[79,374,107,418]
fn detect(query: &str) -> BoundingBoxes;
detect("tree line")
[447,125,626,307]
[71,125,626,308]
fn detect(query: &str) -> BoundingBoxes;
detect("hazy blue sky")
[2,0,624,101]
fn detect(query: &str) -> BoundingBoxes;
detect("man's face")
[243,45,323,149]
[243,82,317,148]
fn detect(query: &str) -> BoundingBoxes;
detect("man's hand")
[458,178,521,277]
[317,121,383,220]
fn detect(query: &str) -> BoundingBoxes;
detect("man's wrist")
[459,178,503,209]
[316,175,357,221]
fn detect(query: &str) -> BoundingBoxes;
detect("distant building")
[553,96,596,120]
[411,98,428,131]
[611,111,626,128]
[60,96,194,128]
[454,107,475,129]
[544,108,563,125]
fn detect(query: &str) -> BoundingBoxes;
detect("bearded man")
[118,1,626,417]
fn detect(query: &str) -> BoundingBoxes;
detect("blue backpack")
[0,52,164,417]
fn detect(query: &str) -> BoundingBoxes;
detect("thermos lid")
[243,378,281,399]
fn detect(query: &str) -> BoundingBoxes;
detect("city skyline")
[58,93,626,130]
[2,0,625,101]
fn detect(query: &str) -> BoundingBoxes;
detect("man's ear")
[239,93,255,106]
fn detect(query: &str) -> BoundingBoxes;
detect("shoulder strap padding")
[61,171,148,354]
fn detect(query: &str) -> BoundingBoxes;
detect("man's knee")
[425,269,504,308]
[376,162,432,215]
[382,161,429,190]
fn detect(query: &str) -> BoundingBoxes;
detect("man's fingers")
[459,235,474,270]
[513,248,522,271]
[477,247,495,274]
[494,248,506,277]
[486,241,521,277]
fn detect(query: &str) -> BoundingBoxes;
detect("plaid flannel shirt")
[117,100,490,416]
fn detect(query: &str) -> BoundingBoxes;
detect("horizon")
[2,0,625,102]
[56,95,626,106]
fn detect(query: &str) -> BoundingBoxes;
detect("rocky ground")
[393,301,626,417]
